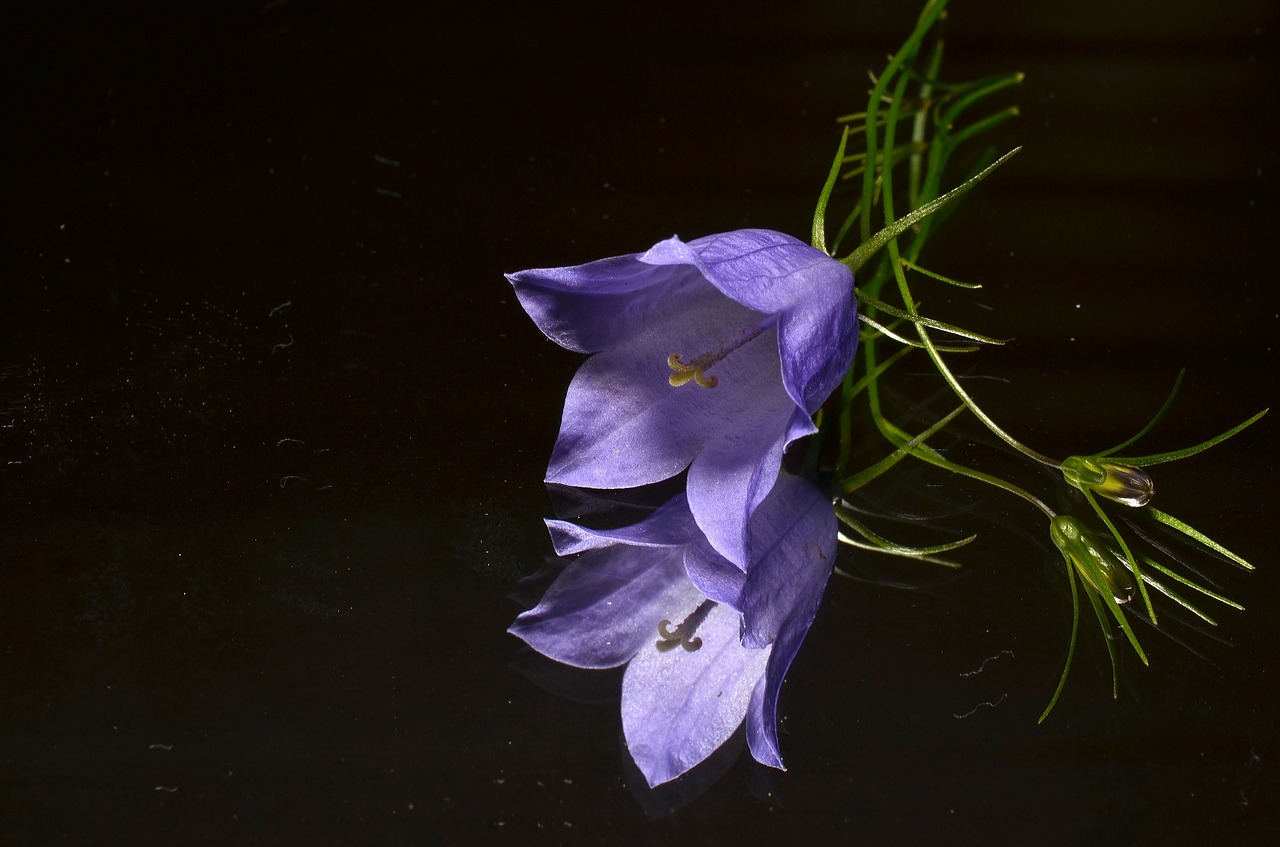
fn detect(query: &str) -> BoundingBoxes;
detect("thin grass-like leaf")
[1144,508,1256,571]
[1039,559,1080,723]
[939,72,1024,127]
[1096,369,1184,457]
[812,127,849,254]
[1083,584,1121,698]
[946,106,1021,147]
[899,257,982,289]
[1137,555,1244,610]
[1110,409,1268,467]
[856,0,949,245]
[844,147,1021,273]
[855,289,1006,344]
[842,404,966,493]
[1083,488,1156,623]
[857,314,979,353]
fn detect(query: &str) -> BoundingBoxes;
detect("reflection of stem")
[875,413,1055,520]
[841,404,965,494]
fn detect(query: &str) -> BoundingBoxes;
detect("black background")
[3,1,1278,844]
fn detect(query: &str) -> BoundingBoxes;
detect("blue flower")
[508,229,855,567]
[508,474,836,787]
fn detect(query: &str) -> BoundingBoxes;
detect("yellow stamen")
[667,352,719,389]
[655,619,703,653]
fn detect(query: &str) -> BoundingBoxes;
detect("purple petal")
[507,256,705,354]
[775,287,857,413]
[683,230,834,314]
[738,474,836,648]
[746,620,810,770]
[646,230,857,414]
[545,493,698,556]
[621,601,771,787]
[744,675,776,767]
[736,474,837,769]
[508,544,700,669]
[546,284,788,490]
[682,536,746,608]
[686,405,816,568]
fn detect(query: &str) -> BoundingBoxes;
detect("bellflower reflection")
[508,229,856,567]
[509,474,836,787]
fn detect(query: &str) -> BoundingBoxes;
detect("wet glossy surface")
[3,1,1278,843]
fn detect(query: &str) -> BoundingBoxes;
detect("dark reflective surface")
[3,1,1278,843]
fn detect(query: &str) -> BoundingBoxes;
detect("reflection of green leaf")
[1038,510,1249,722]
[1083,487,1157,623]
[1145,508,1256,571]
[842,405,965,494]
[1084,586,1120,700]
[1138,555,1244,613]
[1039,562,1079,724]
[835,506,973,568]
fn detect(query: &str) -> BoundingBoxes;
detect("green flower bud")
[1061,456,1155,507]
[1049,515,1135,604]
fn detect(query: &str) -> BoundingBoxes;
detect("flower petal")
[622,601,771,787]
[776,285,857,413]
[739,474,837,648]
[545,493,699,556]
[643,230,857,413]
[736,474,836,769]
[683,230,834,313]
[682,536,746,608]
[546,284,786,490]
[686,405,816,567]
[508,544,700,669]
[508,257,704,354]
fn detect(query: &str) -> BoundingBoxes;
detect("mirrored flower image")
[510,474,836,786]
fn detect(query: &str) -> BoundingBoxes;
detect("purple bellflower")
[508,229,855,568]
[509,473,836,787]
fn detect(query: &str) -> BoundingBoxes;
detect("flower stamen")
[667,352,719,389]
[666,319,772,390]
[655,599,716,652]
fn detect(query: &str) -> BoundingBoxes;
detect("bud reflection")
[1049,515,1135,604]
